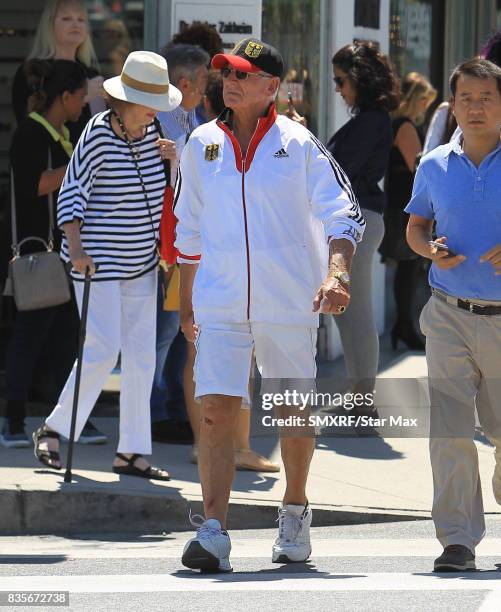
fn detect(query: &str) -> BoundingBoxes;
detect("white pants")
[46,271,157,455]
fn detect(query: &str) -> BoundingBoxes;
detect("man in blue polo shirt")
[406,58,501,572]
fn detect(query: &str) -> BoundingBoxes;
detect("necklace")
[114,113,144,161]
[110,109,159,254]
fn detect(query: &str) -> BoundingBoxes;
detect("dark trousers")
[5,295,78,426]
[394,258,422,323]
[150,271,188,424]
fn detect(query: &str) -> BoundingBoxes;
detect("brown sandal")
[112,453,171,481]
[32,425,61,470]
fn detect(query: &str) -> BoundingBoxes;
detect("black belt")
[432,289,501,316]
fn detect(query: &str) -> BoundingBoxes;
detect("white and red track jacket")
[174,104,365,327]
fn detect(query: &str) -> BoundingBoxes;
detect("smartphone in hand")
[428,240,456,257]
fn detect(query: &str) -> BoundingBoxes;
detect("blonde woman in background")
[12,0,105,146]
[380,72,437,350]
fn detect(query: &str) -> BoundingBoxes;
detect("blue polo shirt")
[405,139,501,300]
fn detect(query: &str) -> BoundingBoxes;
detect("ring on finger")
[337,305,346,313]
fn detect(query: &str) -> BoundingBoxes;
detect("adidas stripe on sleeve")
[306,132,365,248]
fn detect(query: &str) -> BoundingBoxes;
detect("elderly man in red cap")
[176,38,365,573]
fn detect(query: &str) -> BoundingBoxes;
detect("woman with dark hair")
[327,41,399,409]
[1,59,87,448]
[483,30,501,65]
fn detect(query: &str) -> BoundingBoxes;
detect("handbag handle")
[16,236,51,254]
[10,147,55,257]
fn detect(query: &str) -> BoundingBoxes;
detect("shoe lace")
[277,508,303,542]
[189,510,223,541]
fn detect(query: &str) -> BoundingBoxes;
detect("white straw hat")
[103,50,182,112]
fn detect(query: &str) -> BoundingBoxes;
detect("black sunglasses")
[221,66,273,80]
[333,76,346,87]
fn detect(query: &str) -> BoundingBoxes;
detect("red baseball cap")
[211,38,284,78]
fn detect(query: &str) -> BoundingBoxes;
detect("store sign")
[172,0,262,50]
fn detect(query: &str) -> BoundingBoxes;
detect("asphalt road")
[1,519,501,611]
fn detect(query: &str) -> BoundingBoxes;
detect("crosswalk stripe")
[1,538,500,559]
[1,573,500,593]
[478,591,500,611]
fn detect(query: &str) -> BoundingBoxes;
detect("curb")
[2,487,429,535]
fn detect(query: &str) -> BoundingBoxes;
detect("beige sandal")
[235,449,280,473]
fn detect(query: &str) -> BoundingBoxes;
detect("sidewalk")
[2,338,500,535]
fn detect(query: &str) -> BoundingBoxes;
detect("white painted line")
[0,573,499,593]
[478,590,501,611]
[1,538,500,559]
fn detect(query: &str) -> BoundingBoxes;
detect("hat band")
[121,72,169,94]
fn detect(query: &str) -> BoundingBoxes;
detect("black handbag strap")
[111,109,163,252]
[10,147,55,256]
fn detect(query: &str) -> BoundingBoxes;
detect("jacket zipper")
[241,158,251,320]
[232,120,261,321]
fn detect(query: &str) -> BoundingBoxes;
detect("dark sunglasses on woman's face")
[220,66,274,80]
[333,76,346,87]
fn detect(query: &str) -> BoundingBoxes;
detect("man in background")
[151,44,209,444]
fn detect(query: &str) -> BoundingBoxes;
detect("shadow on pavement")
[174,563,365,581]
[0,555,67,564]
[316,435,404,460]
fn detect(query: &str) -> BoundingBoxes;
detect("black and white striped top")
[57,110,166,281]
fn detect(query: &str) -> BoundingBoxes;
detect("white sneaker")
[182,514,232,572]
[272,503,312,563]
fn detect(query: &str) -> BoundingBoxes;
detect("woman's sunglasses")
[333,76,347,87]
[221,66,274,80]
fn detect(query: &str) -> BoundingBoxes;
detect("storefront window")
[390,0,433,78]
[86,0,145,79]
[262,0,321,135]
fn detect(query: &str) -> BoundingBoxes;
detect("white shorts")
[194,322,317,403]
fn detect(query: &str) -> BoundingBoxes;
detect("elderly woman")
[32,51,181,480]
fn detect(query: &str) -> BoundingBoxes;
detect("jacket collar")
[216,103,278,172]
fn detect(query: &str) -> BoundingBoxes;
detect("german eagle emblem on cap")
[204,144,219,161]
[244,41,263,58]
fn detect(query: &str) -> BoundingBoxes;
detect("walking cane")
[64,266,93,483]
